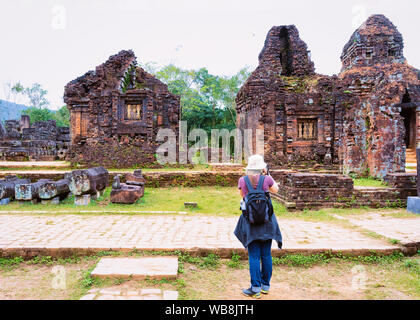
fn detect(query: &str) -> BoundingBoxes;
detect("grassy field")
[0,251,418,300]
[0,187,244,216]
[0,186,411,221]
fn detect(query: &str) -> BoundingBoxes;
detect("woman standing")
[234,155,283,299]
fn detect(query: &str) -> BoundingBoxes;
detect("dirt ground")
[0,261,93,300]
[0,257,418,300]
[182,262,418,300]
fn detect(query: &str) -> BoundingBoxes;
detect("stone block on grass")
[91,257,178,280]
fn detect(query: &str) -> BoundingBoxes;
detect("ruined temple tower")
[64,50,180,167]
[236,14,420,178]
[236,25,343,169]
[339,14,420,177]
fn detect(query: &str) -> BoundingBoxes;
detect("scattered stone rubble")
[0,115,70,161]
[110,170,145,204]
[65,167,109,205]
[15,179,53,203]
[0,167,153,206]
[0,176,30,204]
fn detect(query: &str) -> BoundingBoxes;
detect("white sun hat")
[246,154,267,171]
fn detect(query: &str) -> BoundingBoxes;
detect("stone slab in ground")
[91,257,178,279]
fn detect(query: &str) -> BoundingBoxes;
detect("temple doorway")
[401,107,416,149]
[400,106,417,167]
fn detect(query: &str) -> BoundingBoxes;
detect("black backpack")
[242,175,273,225]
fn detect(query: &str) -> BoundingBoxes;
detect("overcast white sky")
[1,0,419,109]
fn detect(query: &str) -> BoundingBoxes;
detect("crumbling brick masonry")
[64,50,180,168]
[0,115,70,161]
[236,15,420,178]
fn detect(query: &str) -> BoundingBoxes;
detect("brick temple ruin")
[236,14,420,179]
[64,50,180,168]
[0,115,70,161]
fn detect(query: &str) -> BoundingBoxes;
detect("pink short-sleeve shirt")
[238,175,275,198]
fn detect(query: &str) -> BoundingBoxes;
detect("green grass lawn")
[353,178,390,188]
[0,187,245,216]
[0,186,410,220]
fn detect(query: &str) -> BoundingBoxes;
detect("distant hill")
[0,99,29,122]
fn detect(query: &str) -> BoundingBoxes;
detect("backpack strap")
[243,176,256,193]
[256,175,266,192]
[243,175,266,194]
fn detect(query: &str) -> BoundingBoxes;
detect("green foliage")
[144,63,250,136]
[120,64,137,93]
[23,105,69,127]
[27,256,54,265]
[273,254,330,267]
[23,83,49,109]
[22,107,53,123]
[353,177,389,188]
[3,81,69,126]
[272,252,406,268]
[177,251,220,270]
[0,257,24,270]
[81,266,99,288]
[200,254,221,269]
[54,106,70,127]
[226,252,243,269]
[403,259,420,275]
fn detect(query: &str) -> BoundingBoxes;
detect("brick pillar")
[416,107,420,148]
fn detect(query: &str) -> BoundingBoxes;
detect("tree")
[24,83,49,109]
[23,105,69,127]
[22,107,54,123]
[11,82,24,95]
[147,63,251,135]
[2,81,25,104]
[53,106,70,127]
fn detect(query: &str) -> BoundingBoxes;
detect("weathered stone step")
[91,257,179,280]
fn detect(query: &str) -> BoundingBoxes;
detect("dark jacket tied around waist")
[234,213,283,249]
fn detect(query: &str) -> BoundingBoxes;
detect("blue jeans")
[247,239,272,293]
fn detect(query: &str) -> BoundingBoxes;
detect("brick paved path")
[335,213,420,245]
[0,214,408,254]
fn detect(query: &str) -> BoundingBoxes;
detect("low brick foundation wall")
[384,173,417,199]
[271,172,354,210]
[384,173,417,189]
[272,172,416,210]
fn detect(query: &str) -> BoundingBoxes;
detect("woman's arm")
[268,179,279,194]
